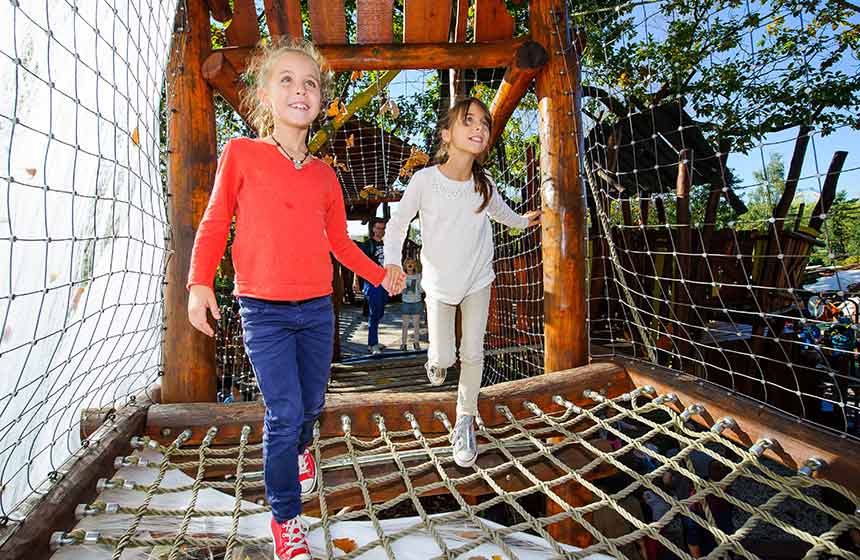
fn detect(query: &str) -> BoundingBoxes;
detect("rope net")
[573,0,860,436]
[213,64,546,401]
[50,384,860,559]
[0,1,173,522]
[3,0,860,557]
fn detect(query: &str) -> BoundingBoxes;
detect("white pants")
[425,286,491,417]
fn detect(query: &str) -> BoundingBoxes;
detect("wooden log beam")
[532,0,588,372]
[163,0,218,403]
[622,358,860,497]
[201,51,247,120]
[225,0,262,47]
[263,0,303,40]
[205,0,232,22]
[488,40,548,148]
[80,407,115,441]
[808,151,848,232]
[146,363,632,445]
[0,386,158,560]
[211,39,528,75]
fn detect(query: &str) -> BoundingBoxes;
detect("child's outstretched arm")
[383,175,422,277]
[486,181,542,229]
[187,141,241,336]
[325,177,403,293]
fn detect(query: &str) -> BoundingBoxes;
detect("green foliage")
[742,152,788,227]
[811,190,860,265]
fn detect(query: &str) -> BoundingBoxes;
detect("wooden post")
[773,125,812,235]
[163,0,218,403]
[638,196,649,226]
[531,0,587,371]
[449,0,469,102]
[546,480,594,547]
[808,151,847,233]
[673,150,693,364]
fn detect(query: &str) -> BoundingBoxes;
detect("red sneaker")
[298,448,317,495]
[271,516,311,560]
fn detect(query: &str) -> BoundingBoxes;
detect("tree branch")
[653,67,698,106]
[308,70,400,153]
[834,0,860,12]
[581,85,628,117]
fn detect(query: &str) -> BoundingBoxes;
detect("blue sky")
[729,126,860,200]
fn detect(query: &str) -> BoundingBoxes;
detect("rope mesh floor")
[50,385,860,559]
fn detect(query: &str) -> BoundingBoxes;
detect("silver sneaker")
[425,362,447,386]
[451,415,477,467]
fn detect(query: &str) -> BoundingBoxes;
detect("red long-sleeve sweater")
[187,138,385,300]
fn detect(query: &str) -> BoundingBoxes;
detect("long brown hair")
[434,97,494,213]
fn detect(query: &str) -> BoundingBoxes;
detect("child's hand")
[524,210,542,228]
[188,284,221,337]
[382,264,406,295]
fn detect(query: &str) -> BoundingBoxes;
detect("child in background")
[383,97,541,468]
[400,258,424,351]
[186,39,403,560]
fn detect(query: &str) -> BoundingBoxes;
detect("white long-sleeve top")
[384,165,529,305]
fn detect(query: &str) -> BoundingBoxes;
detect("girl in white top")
[384,97,541,467]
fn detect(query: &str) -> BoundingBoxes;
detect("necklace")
[272,136,311,170]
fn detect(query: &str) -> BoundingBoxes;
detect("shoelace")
[278,517,309,552]
[298,452,309,473]
[453,417,471,443]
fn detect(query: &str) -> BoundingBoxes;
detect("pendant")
[294,160,303,170]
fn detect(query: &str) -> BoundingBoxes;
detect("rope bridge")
[49,366,860,559]
[3,0,860,559]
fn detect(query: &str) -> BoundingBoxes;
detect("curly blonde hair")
[239,38,332,138]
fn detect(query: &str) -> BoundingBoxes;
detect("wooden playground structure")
[2,1,859,559]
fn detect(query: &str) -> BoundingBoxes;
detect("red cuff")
[367,265,386,287]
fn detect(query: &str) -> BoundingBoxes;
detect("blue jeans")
[362,283,388,347]
[238,295,334,522]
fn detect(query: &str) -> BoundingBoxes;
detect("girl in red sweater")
[186,39,403,560]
